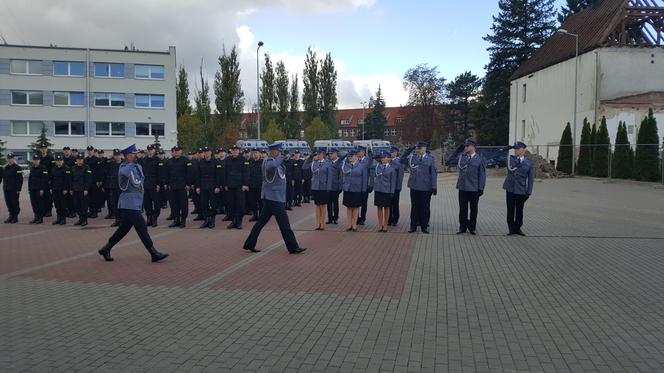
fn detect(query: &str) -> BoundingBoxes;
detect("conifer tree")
[576,118,592,175]
[556,122,573,174]
[591,117,610,177]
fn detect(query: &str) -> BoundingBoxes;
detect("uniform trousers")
[44,189,53,214]
[303,179,311,200]
[410,190,432,230]
[243,199,300,252]
[506,192,527,232]
[248,187,262,214]
[169,188,188,220]
[327,190,341,221]
[359,192,369,221]
[226,188,245,218]
[72,191,88,219]
[143,187,161,218]
[293,180,303,204]
[106,189,119,218]
[53,190,68,217]
[29,190,45,218]
[4,190,20,216]
[388,189,401,224]
[106,209,153,250]
[199,189,217,217]
[458,190,480,232]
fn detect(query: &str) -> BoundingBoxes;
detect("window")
[522,84,527,103]
[350,129,356,137]
[53,61,85,77]
[55,121,85,136]
[396,116,404,124]
[135,65,165,79]
[10,59,41,75]
[521,120,526,140]
[94,93,125,107]
[11,91,43,105]
[95,122,125,136]
[94,63,124,78]
[53,92,85,106]
[135,123,165,137]
[11,121,43,136]
[135,94,165,109]
[340,119,351,126]
[338,130,342,137]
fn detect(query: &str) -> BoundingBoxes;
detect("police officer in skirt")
[98,145,168,262]
[374,151,397,232]
[407,142,437,234]
[2,153,23,223]
[311,149,332,230]
[456,139,486,235]
[243,143,307,254]
[341,150,365,232]
[503,142,534,236]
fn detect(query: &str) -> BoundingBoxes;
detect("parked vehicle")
[236,139,269,152]
[352,139,392,159]
[275,140,312,155]
[313,140,353,158]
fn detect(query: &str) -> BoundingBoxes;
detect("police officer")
[191,148,203,219]
[388,146,404,226]
[214,148,228,216]
[71,155,93,226]
[28,155,50,224]
[158,150,169,210]
[356,146,374,225]
[196,147,222,229]
[2,153,23,223]
[456,139,486,235]
[105,150,123,227]
[38,144,55,217]
[284,151,294,210]
[503,142,534,236]
[65,149,78,218]
[97,145,169,263]
[84,146,102,218]
[302,152,313,204]
[243,143,307,254]
[247,148,264,222]
[326,149,342,225]
[341,150,365,232]
[142,144,162,227]
[51,155,71,225]
[407,142,437,234]
[311,149,332,230]
[291,150,304,206]
[165,146,194,228]
[374,151,398,232]
[224,145,249,229]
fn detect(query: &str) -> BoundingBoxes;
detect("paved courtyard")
[1,176,664,373]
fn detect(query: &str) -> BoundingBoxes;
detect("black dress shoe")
[325,220,333,224]
[227,222,236,229]
[68,213,77,218]
[193,215,204,221]
[456,230,466,235]
[80,220,88,227]
[3,217,12,224]
[98,245,114,262]
[289,247,307,254]
[74,220,82,226]
[166,215,174,221]
[244,247,261,253]
[168,219,179,228]
[44,211,52,217]
[178,221,186,228]
[59,218,66,225]
[223,215,232,221]
[469,230,476,235]
[52,218,61,225]
[200,218,210,229]
[149,248,169,262]
[346,227,353,232]
[104,214,113,220]
[151,218,158,228]
[285,206,293,211]
[408,228,417,233]
[421,228,429,234]
[89,213,98,219]
[515,230,526,236]
[333,220,338,224]
[357,221,365,226]
[34,217,43,224]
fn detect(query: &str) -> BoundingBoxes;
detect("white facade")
[509,47,664,161]
[0,44,176,163]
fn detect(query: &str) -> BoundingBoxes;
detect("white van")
[313,139,353,158]
[352,139,392,158]
[275,140,312,155]
[236,139,269,152]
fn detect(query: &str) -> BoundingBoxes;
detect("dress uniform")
[247,150,264,222]
[326,149,342,224]
[284,152,294,210]
[311,152,332,204]
[2,153,23,223]
[302,153,313,203]
[98,145,168,263]
[142,145,163,227]
[243,143,306,254]
[291,152,304,206]
[388,147,404,226]
[166,146,194,228]
[456,139,486,234]
[407,143,438,234]
[50,156,72,225]
[104,150,123,227]
[341,151,366,231]
[71,155,93,226]
[374,152,398,232]
[38,145,55,217]
[503,142,535,236]
[224,147,249,229]
[357,147,374,225]
[28,155,50,224]
[195,148,223,229]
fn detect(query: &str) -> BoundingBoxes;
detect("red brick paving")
[209,231,417,298]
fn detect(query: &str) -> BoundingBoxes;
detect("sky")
[0,0,566,110]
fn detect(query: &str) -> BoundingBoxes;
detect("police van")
[313,140,353,158]
[235,139,269,152]
[352,139,392,158]
[275,140,312,155]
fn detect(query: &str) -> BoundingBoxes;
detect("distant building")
[0,44,177,162]
[509,0,664,156]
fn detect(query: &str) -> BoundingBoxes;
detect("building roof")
[511,0,661,80]
[0,43,174,55]
[601,91,664,107]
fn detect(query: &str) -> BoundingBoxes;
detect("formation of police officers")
[1,139,535,237]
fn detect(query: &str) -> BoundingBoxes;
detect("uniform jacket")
[141,156,161,189]
[327,158,342,192]
[358,156,373,190]
[196,158,223,190]
[1,164,24,191]
[63,156,76,168]
[71,164,93,192]
[39,154,55,173]
[302,158,313,181]
[118,162,144,210]
[84,156,103,183]
[261,155,287,203]
[224,156,249,189]
[341,160,365,193]
[373,163,397,195]
[248,158,264,189]
[166,156,196,189]
[503,156,535,196]
[390,157,405,191]
[407,152,437,192]
[456,153,486,192]
[28,164,50,191]
[311,159,333,191]
[104,159,122,189]
[291,158,304,181]
[51,165,72,191]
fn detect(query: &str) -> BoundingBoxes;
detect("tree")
[0,137,6,166]
[286,74,300,139]
[481,0,557,145]
[577,118,593,176]
[263,119,285,144]
[402,64,446,146]
[318,52,338,134]
[28,124,53,153]
[592,116,610,177]
[364,86,387,139]
[214,45,245,127]
[194,62,213,146]
[220,126,240,148]
[612,122,633,179]
[302,47,319,124]
[447,71,482,138]
[634,109,661,181]
[590,121,597,165]
[556,122,573,174]
[176,64,191,118]
[275,61,290,133]
[303,117,330,147]
[558,0,599,23]
[153,134,162,151]
[177,115,203,151]
[259,53,276,127]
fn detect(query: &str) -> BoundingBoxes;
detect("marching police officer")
[247,148,264,222]
[2,153,23,224]
[28,155,50,224]
[98,145,169,263]
[224,146,249,229]
[407,142,438,234]
[503,142,535,236]
[105,150,123,227]
[388,146,404,226]
[71,155,93,226]
[326,149,342,224]
[166,146,194,228]
[51,155,71,225]
[142,144,162,227]
[243,143,307,254]
[456,139,486,235]
[195,147,222,229]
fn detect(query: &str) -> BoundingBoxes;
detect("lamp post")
[256,41,264,140]
[360,100,367,140]
[557,29,579,176]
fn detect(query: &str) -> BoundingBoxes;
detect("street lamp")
[256,41,264,140]
[557,29,579,176]
[360,100,367,140]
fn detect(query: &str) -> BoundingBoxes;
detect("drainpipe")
[86,48,90,148]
